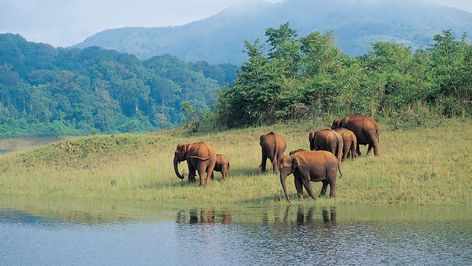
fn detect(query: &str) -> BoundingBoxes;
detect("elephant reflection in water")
[176,209,232,224]
[273,206,336,228]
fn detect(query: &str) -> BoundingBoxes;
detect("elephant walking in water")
[331,115,379,156]
[259,132,287,174]
[173,142,217,186]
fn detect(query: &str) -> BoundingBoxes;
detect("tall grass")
[0,119,471,207]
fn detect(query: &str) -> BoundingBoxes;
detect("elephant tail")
[338,163,343,179]
[187,155,212,161]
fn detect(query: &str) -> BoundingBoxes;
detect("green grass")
[0,119,471,207]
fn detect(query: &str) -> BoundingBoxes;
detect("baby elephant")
[334,128,358,160]
[212,154,230,180]
[279,150,341,203]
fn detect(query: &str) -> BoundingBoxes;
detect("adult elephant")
[308,129,343,162]
[260,132,287,174]
[173,142,217,186]
[331,115,379,156]
[279,150,340,203]
[334,128,357,160]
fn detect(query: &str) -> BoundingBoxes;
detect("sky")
[1,0,471,47]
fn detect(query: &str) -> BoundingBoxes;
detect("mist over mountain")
[75,0,472,64]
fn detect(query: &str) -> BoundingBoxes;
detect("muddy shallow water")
[1,203,471,265]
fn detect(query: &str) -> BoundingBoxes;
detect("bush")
[385,103,444,130]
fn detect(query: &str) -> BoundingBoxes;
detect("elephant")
[173,142,217,186]
[308,129,343,162]
[212,154,230,180]
[289,149,307,155]
[260,132,287,174]
[331,115,379,156]
[279,150,341,203]
[334,128,358,160]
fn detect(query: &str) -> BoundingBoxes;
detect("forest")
[215,23,472,129]
[1,24,471,137]
[0,34,236,137]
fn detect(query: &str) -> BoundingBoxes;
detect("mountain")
[74,0,472,64]
[0,34,235,137]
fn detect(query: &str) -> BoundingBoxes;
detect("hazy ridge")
[75,0,472,64]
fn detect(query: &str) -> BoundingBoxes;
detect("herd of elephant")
[173,115,379,203]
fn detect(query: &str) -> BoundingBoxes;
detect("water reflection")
[176,209,232,224]
[271,206,336,229]
[1,204,472,265]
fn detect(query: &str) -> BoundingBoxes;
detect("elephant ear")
[292,155,303,172]
[177,144,189,155]
[176,144,183,152]
[259,135,265,144]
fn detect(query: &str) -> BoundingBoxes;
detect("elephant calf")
[279,150,341,203]
[334,128,357,160]
[212,154,230,180]
[308,129,343,162]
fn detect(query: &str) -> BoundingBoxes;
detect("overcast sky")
[1,0,471,47]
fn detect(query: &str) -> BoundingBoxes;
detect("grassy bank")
[0,119,471,207]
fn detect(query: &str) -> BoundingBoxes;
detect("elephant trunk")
[174,157,185,179]
[280,172,291,203]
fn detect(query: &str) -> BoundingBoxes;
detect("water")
[0,137,62,156]
[0,204,471,265]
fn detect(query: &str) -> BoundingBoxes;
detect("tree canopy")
[0,34,236,137]
[216,24,471,128]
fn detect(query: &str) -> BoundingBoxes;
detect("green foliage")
[0,34,235,137]
[217,25,472,128]
[180,101,201,133]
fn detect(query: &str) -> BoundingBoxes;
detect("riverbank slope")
[0,119,470,206]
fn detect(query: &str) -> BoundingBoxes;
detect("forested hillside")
[215,24,472,128]
[0,34,236,137]
[75,0,472,64]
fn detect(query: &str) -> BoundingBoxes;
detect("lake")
[0,201,471,266]
[0,137,62,156]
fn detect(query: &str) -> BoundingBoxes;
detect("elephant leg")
[207,161,216,184]
[356,143,361,157]
[260,153,268,172]
[224,166,229,179]
[188,164,196,183]
[294,176,304,201]
[372,140,379,156]
[272,153,280,174]
[374,145,379,156]
[320,180,328,197]
[197,164,208,186]
[367,144,373,156]
[329,179,336,198]
[301,176,316,200]
[342,144,348,161]
[366,130,379,156]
